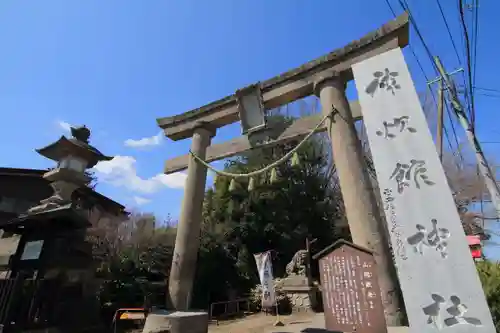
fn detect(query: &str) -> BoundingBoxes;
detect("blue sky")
[0,1,499,255]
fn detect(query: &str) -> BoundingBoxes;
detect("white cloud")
[124,131,163,148]
[93,155,187,193]
[133,196,151,205]
[57,120,72,133]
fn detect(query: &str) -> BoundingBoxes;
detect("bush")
[476,260,500,331]
[248,278,291,314]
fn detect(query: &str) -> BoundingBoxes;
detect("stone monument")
[281,249,318,312]
[352,47,496,332]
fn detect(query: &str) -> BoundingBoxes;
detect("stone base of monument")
[142,310,208,333]
[281,276,318,312]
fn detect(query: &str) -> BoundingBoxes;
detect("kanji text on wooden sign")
[313,240,387,333]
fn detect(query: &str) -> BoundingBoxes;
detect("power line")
[397,0,467,161]
[472,0,480,90]
[424,85,462,166]
[386,0,467,165]
[432,0,473,159]
[475,87,500,94]
[383,0,431,82]
[459,87,500,99]
[458,0,476,128]
[476,93,500,99]
[434,0,471,120]
[384,0,466,163]
[397,0,439,74]
[444,100,464,162]
[435,0,463,65]
[435,56,500,218]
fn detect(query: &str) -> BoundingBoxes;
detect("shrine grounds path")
[208,312,410,333]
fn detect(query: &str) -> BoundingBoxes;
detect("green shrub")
[476,260,500,331]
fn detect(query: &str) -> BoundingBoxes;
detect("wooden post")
[305,236,316,284]
[436,79,444,162]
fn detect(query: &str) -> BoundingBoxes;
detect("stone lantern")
[28,125,112,214]
[0,125,113,332]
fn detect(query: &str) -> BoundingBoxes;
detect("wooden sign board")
[314,240,387,333]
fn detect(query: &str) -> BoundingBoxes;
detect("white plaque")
[352,48,495,332]
[21,240,44,260]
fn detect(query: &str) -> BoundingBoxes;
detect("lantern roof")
[35,126,113,168]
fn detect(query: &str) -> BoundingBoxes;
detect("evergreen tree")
[196,115,348,303]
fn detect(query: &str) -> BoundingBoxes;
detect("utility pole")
[433,56,500,217]
[428,64,463,160]
[436,80,444,161]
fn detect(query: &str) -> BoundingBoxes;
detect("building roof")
[0,167,126,214]
[2,203,91,232]
[312,239,373,261]
[36,135,113,168]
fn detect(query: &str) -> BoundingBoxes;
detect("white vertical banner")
[352,48,495,333]
[253,251,276,308]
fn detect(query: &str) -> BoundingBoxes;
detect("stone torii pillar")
[315,73,401,324]
[169,123,215,310]
[143,123,215,333]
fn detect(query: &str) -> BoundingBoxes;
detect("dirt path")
[209,312,410,333]
[208,312,319,333]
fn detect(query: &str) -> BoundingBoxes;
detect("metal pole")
[434,56,500,217]
[437,80,444,161]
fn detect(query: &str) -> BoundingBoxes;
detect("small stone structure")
[281,249,318,312]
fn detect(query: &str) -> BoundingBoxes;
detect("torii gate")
[157,13,409,326]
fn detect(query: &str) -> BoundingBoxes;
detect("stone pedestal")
[142,310,208,333]
[281,275,317,312]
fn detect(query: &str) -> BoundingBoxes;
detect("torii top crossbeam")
[156,13,408,143]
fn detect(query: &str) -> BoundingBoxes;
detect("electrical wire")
[464,0,478,120]
[384,0,464,163]
[476,93,500,99]
[435,0,463,65]
[434,0,471,118]
[383,0,430,82]
[458,0,476,129]
[432,0,474,162]
[396,0,469,163]
[444,100,464,164]
[397,0,439,74]
[475,87,500,94]
[428,87,461,164]
[381,1,499,231]
[472,0,479,91]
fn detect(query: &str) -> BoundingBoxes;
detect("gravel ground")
[130,312,410,332]
[209,312,410,333]
[209,312,317,333]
